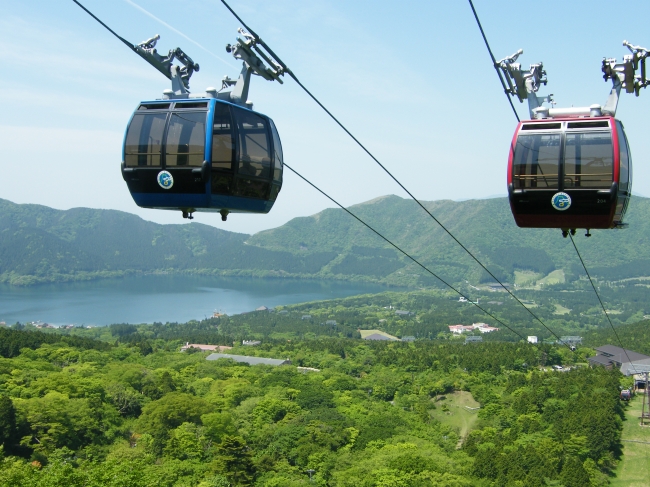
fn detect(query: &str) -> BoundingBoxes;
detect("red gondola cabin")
[507,117,632,232]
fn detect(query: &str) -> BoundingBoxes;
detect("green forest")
[2,196,648,486]
[199,286,646,344]
[0,319,633,487]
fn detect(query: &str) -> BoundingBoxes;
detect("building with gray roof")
[589,354,615,367]
[206,353,291,366]
[363,333,396,341]
[588,345,650,374]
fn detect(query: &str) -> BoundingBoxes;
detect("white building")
[528,336,538,344]
[448,323,500,334]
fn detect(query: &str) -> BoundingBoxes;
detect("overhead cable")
[468,0,638,360]
[123,0,235,67]
[285,162,546,346]
[73,0,235,68]
[569,234,638,373]
[72,0,136,51]
[467,0,520,122]
[220,0,569,349]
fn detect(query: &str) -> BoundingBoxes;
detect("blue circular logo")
[157,171,174,189]
[551,192,571,211]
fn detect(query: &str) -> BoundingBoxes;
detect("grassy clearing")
[611,394,650,487]
[538,269,565,286]
[515,269,571,288]
[553,304,572,315]
[358,329,399,340]
[429,391,480,445]
[514,270,542,287]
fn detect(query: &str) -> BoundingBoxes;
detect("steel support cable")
[219,0,570,349]
[465,0,573,347]
[68,0,559,348]
[467,0,520,122]
[72,0,138,51]
[569,234,639,373]
[285,162,537,345]
[71,0,562,353]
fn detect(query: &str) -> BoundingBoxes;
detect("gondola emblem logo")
[157,171,174,189]
[551,192,571,211]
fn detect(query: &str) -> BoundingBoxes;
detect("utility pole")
[306,469,316,482]
[643,372,649,426]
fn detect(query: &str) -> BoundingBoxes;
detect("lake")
[0,275,398,327]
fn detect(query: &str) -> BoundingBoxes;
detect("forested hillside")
[0,324,626,486]
[216,286,650,342]
[0,199,335,286]
[249,195,650,285]
[3,195,650,287]
[583,319,650,355]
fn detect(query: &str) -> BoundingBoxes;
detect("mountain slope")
[249,194,650,284]
[0,200,334,284]
[1,195,650,286]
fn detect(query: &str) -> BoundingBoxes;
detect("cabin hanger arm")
[134,35,200,96]
[70,1,199,97]
[217,28,285,108]
[602,40,650,116]
[497,49,552,118]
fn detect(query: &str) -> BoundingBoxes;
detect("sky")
[2,0,650,235]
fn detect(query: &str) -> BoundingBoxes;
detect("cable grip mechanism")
[497,49,550,118]
[134,34,199,96]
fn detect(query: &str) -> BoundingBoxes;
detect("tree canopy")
[0,324,628,486]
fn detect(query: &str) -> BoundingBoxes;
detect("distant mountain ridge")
[1,195,650,286]
[0,199,334,285]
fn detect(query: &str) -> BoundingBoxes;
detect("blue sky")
[2,0,649,234]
